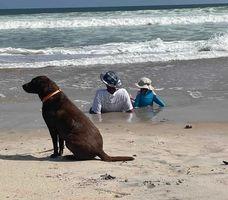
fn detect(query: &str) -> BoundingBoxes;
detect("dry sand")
[0,122,228,200]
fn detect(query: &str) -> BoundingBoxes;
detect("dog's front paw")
[58,150,63,156]
[50,153,59,158]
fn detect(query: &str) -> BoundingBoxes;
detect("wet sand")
[0,122,228,200]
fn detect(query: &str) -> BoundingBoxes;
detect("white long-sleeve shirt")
[91,88,133,114]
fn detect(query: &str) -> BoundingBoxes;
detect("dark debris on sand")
[100,174,116,180]
[184,124,192,129]
[223,161,228,165]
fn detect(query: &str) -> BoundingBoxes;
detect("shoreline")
[1,55,228,71]
[0,121,228,199]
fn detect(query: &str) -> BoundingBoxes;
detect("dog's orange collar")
[42,89,61,103]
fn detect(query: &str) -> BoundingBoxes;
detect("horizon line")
[0,3,228,15]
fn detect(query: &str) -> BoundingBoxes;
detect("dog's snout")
[22,83,28,90]
[22,82,32,93]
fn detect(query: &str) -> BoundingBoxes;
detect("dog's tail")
[98,150,134,162]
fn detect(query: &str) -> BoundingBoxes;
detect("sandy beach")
[1,121,228,200]
[1,4,228,200]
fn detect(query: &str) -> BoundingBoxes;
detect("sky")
[0,0,228,9]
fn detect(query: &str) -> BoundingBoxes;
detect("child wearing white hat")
[133,77,165,108]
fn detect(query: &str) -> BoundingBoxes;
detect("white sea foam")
[169,87,183,91]
[0,49,228,69]
[74,99,90,104]
[187,91,203,98]
[74,100,91,109]
[208,96,224,100]
[1,8,228,30]
[1,33,228,56]
[1,33,228,69]
[72,84,93,89]
[0,94,6,98]
[0,47,45,55]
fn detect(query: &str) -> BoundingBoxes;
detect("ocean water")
[0,6,228,128]
[0,6,228,69]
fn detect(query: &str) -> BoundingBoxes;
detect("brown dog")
[22,76,134,162]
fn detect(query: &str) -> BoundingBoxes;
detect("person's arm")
[123,89,134,112]
[133,93,140,108]
[90,90,102,114]
[89,107,97,114]
[153,94,165,107]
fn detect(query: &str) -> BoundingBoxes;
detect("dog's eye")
[31,78,42,85]
[31,79,37,84]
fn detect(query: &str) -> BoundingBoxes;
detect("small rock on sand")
[185,124,192,129]
[223,161,228,165]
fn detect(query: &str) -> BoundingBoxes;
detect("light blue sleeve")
[133,93,140,108]
[153,95,165,107]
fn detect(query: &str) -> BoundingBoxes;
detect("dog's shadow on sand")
[0,154,98,162]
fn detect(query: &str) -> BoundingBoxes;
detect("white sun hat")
[135,77,155,91]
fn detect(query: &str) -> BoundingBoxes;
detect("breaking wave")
[1,33,228,69]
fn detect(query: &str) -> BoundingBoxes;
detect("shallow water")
[0,57,228,130]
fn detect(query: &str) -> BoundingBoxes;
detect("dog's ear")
[33,76,59,95]
[30,76,48,90]
[25,76,50,94]
[23,76,59,95]
[23,76,47,94]
[32,76,49,87]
